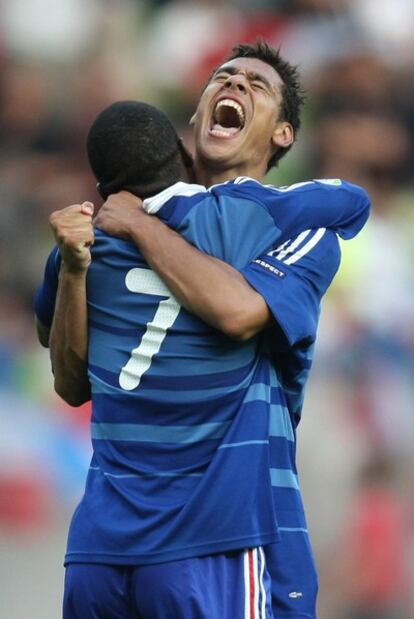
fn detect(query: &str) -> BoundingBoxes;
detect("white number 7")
[119,267,181,391]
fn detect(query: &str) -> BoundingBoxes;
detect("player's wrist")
[60,260,90,277]
[126,208,159,241]
[121,208,146,237]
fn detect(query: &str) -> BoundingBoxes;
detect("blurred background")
[1,0,414,617]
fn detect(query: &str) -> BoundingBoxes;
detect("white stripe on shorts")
[258,547,266,619]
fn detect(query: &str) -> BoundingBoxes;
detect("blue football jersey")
[34,177,370,567]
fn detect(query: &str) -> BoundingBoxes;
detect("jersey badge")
[253,259,286,278]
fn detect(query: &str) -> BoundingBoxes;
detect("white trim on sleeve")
[284,227,326,265]
[275,229,311,261]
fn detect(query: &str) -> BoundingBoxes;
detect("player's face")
[191,57,294,178]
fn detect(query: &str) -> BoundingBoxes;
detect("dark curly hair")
[87,101,184,199]
[225,40,305,169]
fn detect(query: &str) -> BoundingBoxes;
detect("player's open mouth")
[209,98,245,138]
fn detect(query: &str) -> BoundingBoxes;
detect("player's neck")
[194,159,265,188]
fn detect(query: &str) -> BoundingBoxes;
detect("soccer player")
[37,43,370,619]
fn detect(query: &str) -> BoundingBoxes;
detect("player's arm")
[240,227,341,349]
[50,266,90,406]
[236,178,371,240]
[94,192,272,341]
[239,227,341,424]
[48,203,94,406]
[34,243,90,403]
[142,184,281,269]
[34,245,62,348]
[150,178,370,244]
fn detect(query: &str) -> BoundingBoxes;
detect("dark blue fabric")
[35,178,369,619]
[63,549,272,619]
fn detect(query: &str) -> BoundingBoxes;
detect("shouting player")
[36,42,370,619]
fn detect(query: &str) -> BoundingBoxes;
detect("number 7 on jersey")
[119,267,181,391]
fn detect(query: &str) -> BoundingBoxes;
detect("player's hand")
[49,202,95,273]
[94,191,144,239]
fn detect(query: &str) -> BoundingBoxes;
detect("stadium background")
[1,0,413,617]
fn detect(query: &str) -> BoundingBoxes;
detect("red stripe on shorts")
[249,549,256,619]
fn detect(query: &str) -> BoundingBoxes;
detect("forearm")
[128,214,271,340]
[49,266,90,406]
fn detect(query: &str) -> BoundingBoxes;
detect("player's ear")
[271,121,294,149]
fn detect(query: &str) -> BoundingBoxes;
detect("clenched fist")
[49,202,95,273]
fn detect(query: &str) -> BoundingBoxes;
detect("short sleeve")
[240,228,341,346]
[33,245,61,328]
[219,178,370,241]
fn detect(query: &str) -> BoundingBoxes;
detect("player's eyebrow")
[212,64,275,92]
[212,65,239,77]
[248,71,275,92]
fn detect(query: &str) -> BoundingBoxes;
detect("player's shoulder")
[215,176,368,202]
[209,177,276,204]
[213,176,267,193]
[265,177,368,199]
[218,176,339,193]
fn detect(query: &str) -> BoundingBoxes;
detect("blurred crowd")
[1,0,414,617]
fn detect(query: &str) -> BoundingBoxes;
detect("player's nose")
[223,74,248,93]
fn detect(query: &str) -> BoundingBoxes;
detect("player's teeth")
[210,126,239,137]
[215,99,245,125]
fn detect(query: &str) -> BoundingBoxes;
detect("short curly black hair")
[87,101,183,199]
[225,40,305,169]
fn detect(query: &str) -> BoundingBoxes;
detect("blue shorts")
[63,547,272,619]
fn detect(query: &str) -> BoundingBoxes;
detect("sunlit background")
[1,1,414,617]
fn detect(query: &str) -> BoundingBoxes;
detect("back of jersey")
[66,228,279,567]
[87,228,261,435]
[65,178,369,567]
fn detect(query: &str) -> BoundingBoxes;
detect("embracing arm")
[94,192,272,341]
[50,266,90,406]
[48,203,94,406]
[129,217,272,340]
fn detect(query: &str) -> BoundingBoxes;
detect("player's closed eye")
[213,72,230,82]
[251,77,274,93]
